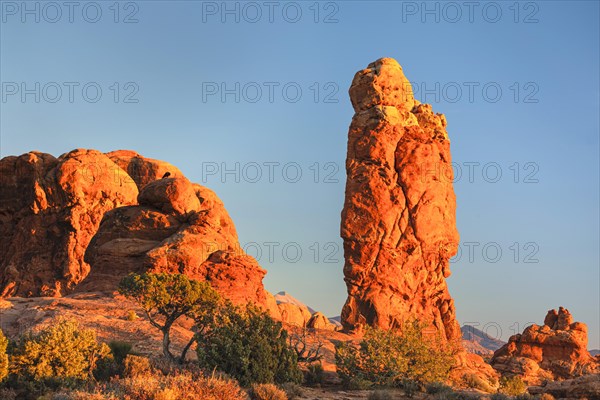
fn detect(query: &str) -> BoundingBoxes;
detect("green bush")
[280,382,303,400]
[402,379,420,398]
[196,304,302,386]
[126,311,138,322]
[108,341,133,365]
[118,272,221,362]
[249,383,288,400]
[0,329,8,382]
[499,375,526,396]
[335,322,455,388]
[9,318,111,381]
[304,362,324,386]
[123,354,151,377]
[426,382,452,394]
[462,373,495,393]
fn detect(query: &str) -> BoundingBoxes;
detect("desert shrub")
[94,340,136,380]
[499,375,526,396]
[9,318,111,382]
[249,383,287,400]
[426,381,453,394]
[118,273,221,362]
[0,388,16,400]
[196,304,302,386]
[126,311,138,321]
[368,389,394,400]
[537,394,554,400]
[0,329,8,382]
[123,354,151,377]
[402,379,421,397]
[335,322,455,388]
[97,370,246,400]
[304,362,324,386]
[462,373,495,393]
[280,382,303,399]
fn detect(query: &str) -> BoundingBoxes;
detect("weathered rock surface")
[81,175,273,310]
[277,302,312,327]
[340,58,460,344]
[0,149,138,297]
[307,312,336,331]
[491,307,600,384]
[529,374,600,399]
[1,149,277,313]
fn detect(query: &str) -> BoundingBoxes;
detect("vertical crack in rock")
[340,58,461,343]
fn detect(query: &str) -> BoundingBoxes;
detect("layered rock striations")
[340,58,461,343]
[491,307,599,384]
[0,149,277,313]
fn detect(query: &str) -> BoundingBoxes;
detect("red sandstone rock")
[307,312,336,331]
[0,149,277,314]
[340,58,460,344]
[0,149,138,297]
[81,174,274,311]
[491,307,599,384]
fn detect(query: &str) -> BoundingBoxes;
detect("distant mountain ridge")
[461,325,506,355]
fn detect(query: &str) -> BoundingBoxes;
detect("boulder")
[307,312,336,331]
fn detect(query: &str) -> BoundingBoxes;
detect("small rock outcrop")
[491,307,600,384]
[307,312,336,331]
[277,302,312,327]
[340,58,460,343]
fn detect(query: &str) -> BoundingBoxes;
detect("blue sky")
[1,1,598,347]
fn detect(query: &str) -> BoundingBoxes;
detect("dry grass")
[49,371,247,400]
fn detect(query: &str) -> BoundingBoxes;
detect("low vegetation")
[118,272,221,362]
[196,303,303,386]
[0,330,8,382]
[335,321,455,389]
[499,375,527,396]
[0,274,541,399]
[9,318,111,382]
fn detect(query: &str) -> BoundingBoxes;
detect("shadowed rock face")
[340,58,461,343]
[0,149,278,314]
[491,307,600,384]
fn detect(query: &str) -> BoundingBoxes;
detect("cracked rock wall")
[341,58,461,343]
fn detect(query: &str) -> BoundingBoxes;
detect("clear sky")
[1,1,598,348]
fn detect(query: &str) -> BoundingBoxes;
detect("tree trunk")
[162,326,174,361]
[179,335,197,363]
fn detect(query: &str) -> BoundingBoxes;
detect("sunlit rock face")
[491,307,600,384]
[340,58,461,344]
[0,149,279,317]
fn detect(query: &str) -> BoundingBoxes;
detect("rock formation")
[491,307,599,384]
[340,58,460,344]
[0,149,138,297]
[0,149,278,314]
[81,175,274,310]
[307,312,336,331]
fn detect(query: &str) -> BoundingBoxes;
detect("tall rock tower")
[341,58,461,343]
